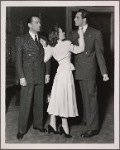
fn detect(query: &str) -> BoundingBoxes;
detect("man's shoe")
[33,127,47,132]
[17,132,24,140]
[81,130,99,138]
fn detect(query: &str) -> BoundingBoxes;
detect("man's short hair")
[27,15,39,24]
[77,9,89,19]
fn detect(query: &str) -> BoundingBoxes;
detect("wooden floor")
[5,85,114,144]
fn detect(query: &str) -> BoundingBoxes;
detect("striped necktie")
[35,34,38,44]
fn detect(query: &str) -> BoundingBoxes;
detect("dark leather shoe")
[33,127,47,132]
[60,126,72,138]
[81,130,99,138]
[17,132,24,140]
[48,125,59,134]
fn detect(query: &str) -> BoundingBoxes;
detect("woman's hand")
[78,27,84,37]
[40,38,47,47]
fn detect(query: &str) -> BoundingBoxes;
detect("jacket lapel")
[25,33,40,51]
[84,27,93,43]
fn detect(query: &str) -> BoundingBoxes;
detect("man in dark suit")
[69,9,109,138]
[16,15,50,140]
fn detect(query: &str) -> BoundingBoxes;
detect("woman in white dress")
[40,26,85,138]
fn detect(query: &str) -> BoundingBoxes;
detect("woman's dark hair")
[40,35,48,45]
[48,26,59,47]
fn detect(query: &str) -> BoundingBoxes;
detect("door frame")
[66,6,114,87]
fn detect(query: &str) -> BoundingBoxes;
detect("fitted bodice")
[58,55,71,65]
[51,41,75,72]
[57,56,75,73]
[44,40,83,71]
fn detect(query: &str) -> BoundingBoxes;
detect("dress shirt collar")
[29,30,38,41]
[79,24,88,33]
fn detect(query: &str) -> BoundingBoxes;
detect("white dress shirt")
[29,30,38,41]
[79,24,88,33]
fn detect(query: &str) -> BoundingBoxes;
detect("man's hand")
[20,78,27,86]
[45,74,50,84]
[103,74,109,82]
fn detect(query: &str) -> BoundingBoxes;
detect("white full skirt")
[47,63,78,118]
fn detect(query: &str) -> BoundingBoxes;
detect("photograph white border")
[1,1,119,149]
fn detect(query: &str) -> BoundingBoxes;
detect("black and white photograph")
[1,1,119,149]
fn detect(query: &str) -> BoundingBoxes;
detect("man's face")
[29,17,41,33]
[74,12,84,27]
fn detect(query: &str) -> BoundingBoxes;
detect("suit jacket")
[15,33,50,84]
[69,26,108,80]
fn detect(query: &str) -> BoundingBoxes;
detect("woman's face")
[58,28,65,40]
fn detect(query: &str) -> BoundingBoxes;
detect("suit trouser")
[18,84,44,134]
[79,80,99,130]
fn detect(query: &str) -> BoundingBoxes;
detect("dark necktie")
[35,34,38,44]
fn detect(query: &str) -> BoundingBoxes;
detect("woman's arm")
[70,28,85,54]
[44,45,53,63]
[40,38,53,62]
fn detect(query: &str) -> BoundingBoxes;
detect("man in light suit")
[69,9,109,138]
[16,15,50,140]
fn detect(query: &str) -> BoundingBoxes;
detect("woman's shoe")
[48,125,59,134]
[60,126,72,138]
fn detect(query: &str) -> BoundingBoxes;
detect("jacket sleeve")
[44,45,52,75]
[45,59,51,75]
[95,31,108,75]
[15,36,25,79]
[44,45,52,63]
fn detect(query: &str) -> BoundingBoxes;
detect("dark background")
[6,7,114,127]
[6,7,114,87]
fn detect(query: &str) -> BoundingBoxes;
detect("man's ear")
[28,23,31,28]
[84,18,86,23]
